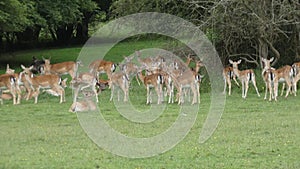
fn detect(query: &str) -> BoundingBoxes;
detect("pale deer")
[69,91,96,113]
[171,70,200,105]
[109,71,129,102]
[0,74,20,105]
[71,72,99,103]
[137,71,164,104]
[89,59,117,80]
[262,57,295,98]
[6,64,32,100]
[292,62,300,95]
[229,60,260,98]
[21,65,65,104]
[223,66,240,95]
[43,58,78,79]
[261,57,278,101]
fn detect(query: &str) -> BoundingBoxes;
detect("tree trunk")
[56,24,74,45]
[258,38,268,69]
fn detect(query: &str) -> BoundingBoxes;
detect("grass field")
[0,40,299,168]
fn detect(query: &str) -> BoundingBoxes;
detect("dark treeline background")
[0,0,299,67]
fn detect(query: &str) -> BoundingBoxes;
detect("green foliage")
[0,0,28,32]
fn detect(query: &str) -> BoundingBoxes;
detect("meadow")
[0,40,299,169]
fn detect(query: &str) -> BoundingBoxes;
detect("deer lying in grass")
[43,58,79,79]
[21,65,65,103]
[69,91,96,113]
[71,72,99,103]
[229,59,260,99]
[89,59,117,80]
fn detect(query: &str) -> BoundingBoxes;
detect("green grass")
[0,40,300,168]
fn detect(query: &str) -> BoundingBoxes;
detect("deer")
[70,72,99,103]
[69,91,97,113]
[229,59,260,99]
[89,59,117,80]
[6,64,32,100]
[170,69,200,105]
[21,65,65,104]
[262,57,295,98]
[137,70,164,104]
[185,54,193,66]
[292,62,300,95]
[43,58,79,79]
[109,70,129,102]
[30,56,45,74]
[0,74,19,105]
[223,66,240,95]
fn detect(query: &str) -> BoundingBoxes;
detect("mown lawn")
[0,40,299,168]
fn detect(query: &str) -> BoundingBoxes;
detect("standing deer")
[229,60,260,99]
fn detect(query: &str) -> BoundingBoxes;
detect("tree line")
[0,0,112,51]
[1,0,299,67]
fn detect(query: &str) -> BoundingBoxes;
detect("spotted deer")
[21,65,65,104]
[229,60,260,99]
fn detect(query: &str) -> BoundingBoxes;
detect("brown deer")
[229,60,260,99]
[21,65,65,103]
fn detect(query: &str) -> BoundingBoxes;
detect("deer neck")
[232,66,241,78]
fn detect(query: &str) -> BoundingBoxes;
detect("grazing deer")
[21,65,65,103]
[69,91,97,113]
[0,74,20,105]
[229,59,260,99]
[71,72,99,103]
[89,59,117,80]
[43,58,78,79]
[109,71,129,102]
[223,66,240,95]
[137,71,164,104]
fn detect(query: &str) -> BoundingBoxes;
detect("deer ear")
[21,65,26,70]
[270,57,274,62]
[237,60,242,64]
[229,59,233,64]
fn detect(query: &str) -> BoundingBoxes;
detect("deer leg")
[110,85,114,102]
[191,85,197,105]
[228,79,232,96]
[223,78,227,94]
[241,81,245,98]
[264,82,268,100]
[252,78,260,97]
[285,81,292,98]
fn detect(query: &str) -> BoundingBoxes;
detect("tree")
[0,0,29,48]
[186,0,300,67]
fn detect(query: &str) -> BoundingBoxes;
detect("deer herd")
[1,52,300,112]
